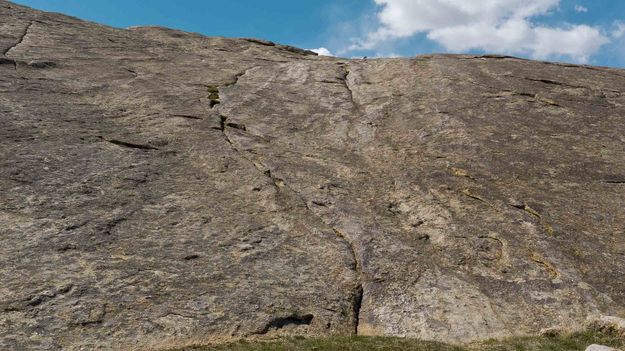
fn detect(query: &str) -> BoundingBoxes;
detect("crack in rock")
[339,63,361,114]
[520,77,588,90]
[211,65,365,333]
[98,136,159,151]
[254,314,314,335]
[3,20,34,56]
[1,284,74,313]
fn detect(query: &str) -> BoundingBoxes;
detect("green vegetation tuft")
[169,331,624,351]
[206,85,220,101]
[474,330,624,351]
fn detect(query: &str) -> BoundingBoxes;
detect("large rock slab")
[1,1,625,350]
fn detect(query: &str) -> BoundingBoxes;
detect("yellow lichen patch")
[462,188,487,203]
[357,322,386,336]
[530,252,560,280]
[111,253,130,261]
[481,91,517,98]
[522,204,542,218]
[519,204,555,236]
[450,167,475,180]
[535,94,560,106]
[542,222,555,236]
[572,248,583,257]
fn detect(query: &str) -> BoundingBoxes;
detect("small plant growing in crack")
[207,85,220,107]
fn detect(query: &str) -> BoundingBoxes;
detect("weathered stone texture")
[1,1,625,350]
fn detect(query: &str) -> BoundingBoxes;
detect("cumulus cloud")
[574,5,588,13]
[310,47,334,56]
[347,0,610,62]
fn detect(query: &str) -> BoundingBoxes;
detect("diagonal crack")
[206,67,260,109]
[223,126,365,333]
[212,64,365,334]
[3,21,34,57]
[339,63,362,115]
[520,77,586,89]
[98,136,159,151]
[224,69,252,87]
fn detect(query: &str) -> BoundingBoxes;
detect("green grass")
[170,331,624,351]
[474,331,624,351]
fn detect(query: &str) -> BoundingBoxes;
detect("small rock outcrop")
[588,316,625,337]
[586,345,619,351]
[1,1,625,350]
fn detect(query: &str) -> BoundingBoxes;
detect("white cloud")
[612,22,625,39]
[574,5,588,13]
[346,0,610,63]
[310,47,334,56]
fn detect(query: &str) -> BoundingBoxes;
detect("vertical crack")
[332,62,366,333]
[207,67,260,109]
[334,225,363,334]
[353,283,363,333]
[211,64,364,333]
[338,62,375,146]
[339,63,361,113]
[3,21,34,56]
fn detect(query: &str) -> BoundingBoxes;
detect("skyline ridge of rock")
[1,1,625,350]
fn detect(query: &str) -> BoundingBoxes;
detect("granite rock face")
[1,1,625,350]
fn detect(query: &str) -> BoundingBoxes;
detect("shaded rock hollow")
[1,1,625,350]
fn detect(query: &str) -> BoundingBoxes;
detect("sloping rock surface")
[1,1,625,350]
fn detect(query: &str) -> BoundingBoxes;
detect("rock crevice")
[3,19,33,56]
[215,72,366,332]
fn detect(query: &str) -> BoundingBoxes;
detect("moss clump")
[207,85,220,99]
[206,85,220,107]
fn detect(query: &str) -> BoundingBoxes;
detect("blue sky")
[13,0,625,68]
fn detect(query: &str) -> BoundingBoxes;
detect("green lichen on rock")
[207,85,220,106]
[207,85,220,100]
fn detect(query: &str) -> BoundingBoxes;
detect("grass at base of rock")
[169,331,624,351]
[474,330,624,351]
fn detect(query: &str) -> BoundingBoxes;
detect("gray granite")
[1,1,625,350]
